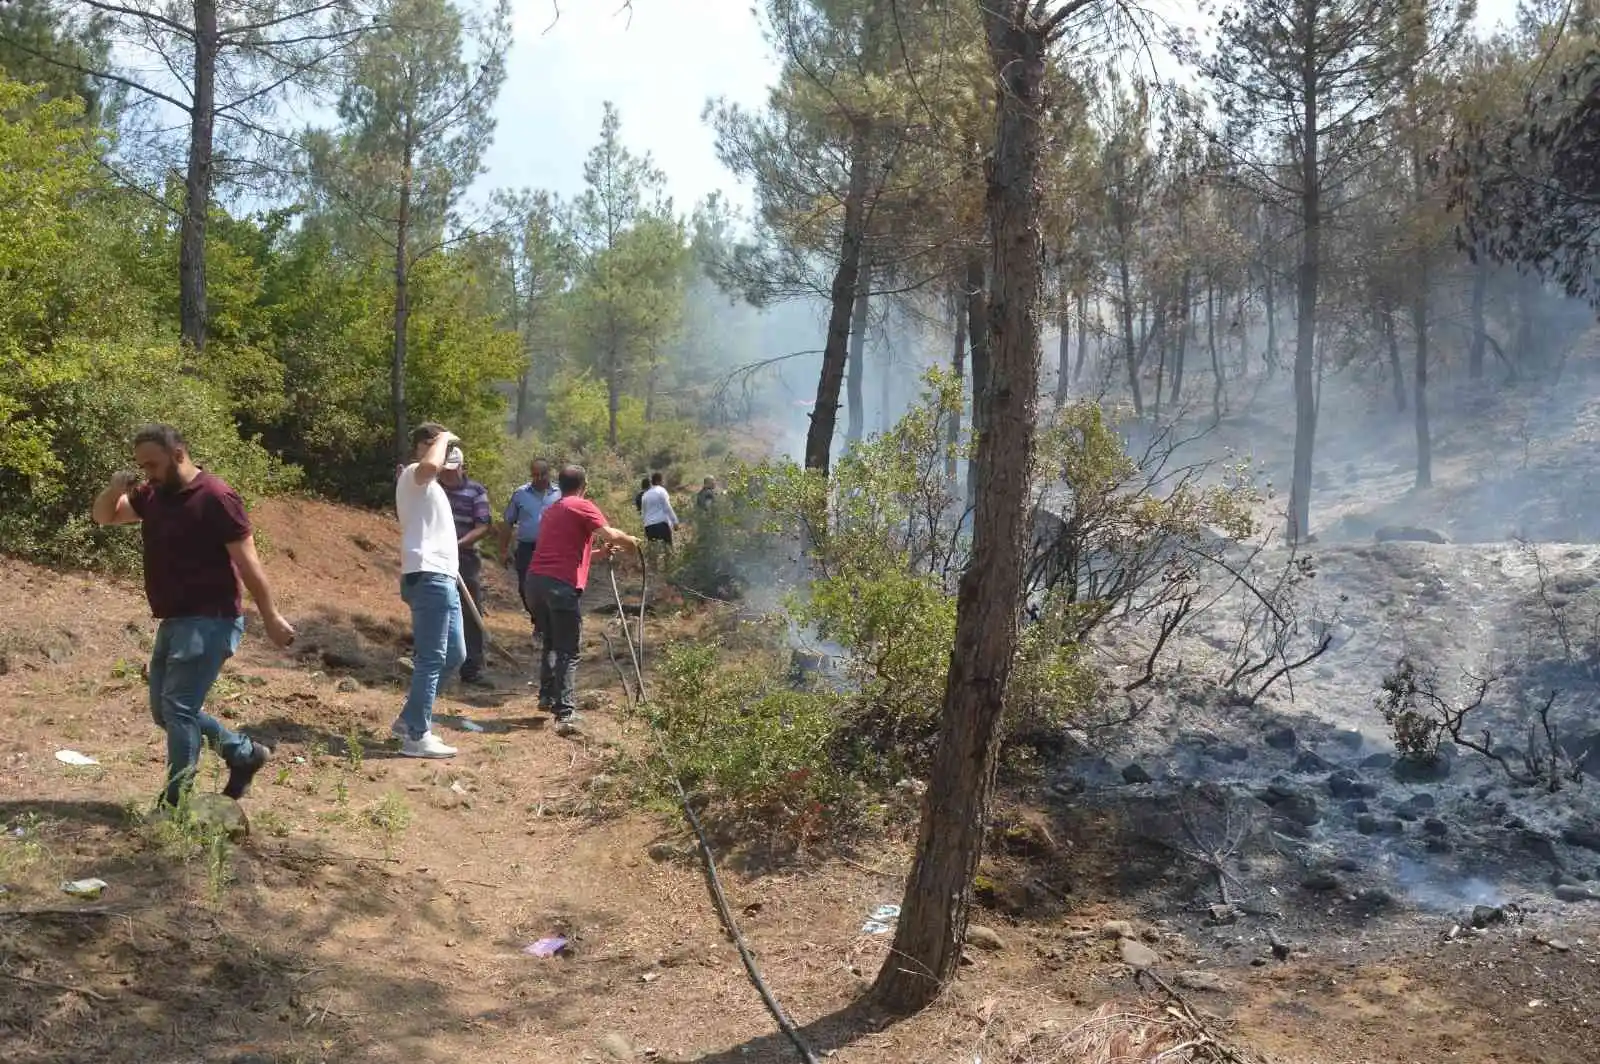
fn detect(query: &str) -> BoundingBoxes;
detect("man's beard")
[155,469,183,494]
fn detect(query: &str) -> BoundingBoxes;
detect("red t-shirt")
[129,471,252,619]
[528,496,607,591]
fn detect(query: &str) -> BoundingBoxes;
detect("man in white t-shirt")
[639,472,680,554]
[391,422,465,758]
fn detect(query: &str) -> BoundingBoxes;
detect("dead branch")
[0,969,110,1001]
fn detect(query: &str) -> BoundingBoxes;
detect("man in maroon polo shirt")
[92,424,295,808]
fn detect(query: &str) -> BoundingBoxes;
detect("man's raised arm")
[92,472,141,526]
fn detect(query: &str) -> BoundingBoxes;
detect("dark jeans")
[644,521,673,548]
[459,549,484,680]
[513,540,536,621]
[524,572,581,714]
[149,616,253,807]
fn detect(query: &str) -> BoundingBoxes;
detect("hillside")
[1,471,1597,1064]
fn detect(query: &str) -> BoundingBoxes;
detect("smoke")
[1390,855,1506,912]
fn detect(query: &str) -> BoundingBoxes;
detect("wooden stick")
[0,970,110,1001]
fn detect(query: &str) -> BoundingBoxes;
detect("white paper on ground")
[54,750,98,766]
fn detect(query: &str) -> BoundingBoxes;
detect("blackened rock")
[1423,817,1448,837]
[1470,904,1505,929]
[1343,799,1371,816]
[1402,792,1437,811]
[1562,825,1600,854]
[1293,750,1336,773]
[1521,830,1563,867]
[1122,763,1153,785]
[1302,871,1342,892]
[1328,770,1378,800]
[1425,837,1453,854]
[1331,729,1365,751]
[1393,757,1451,783]
[1276,794,1322,827]
[1553,884,1599,903]
[1265,726,1298,751]
[1362,752,1396,770]
[1357,814,1382,836]
[1210,742,1251,764]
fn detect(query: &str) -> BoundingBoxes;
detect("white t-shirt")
[640,485,678,528]
[396,464,460,576]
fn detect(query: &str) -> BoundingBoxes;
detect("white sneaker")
[400,732,457,759]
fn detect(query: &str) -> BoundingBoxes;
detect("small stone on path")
[1120,937,1160,969]
[1174,970,1231,992]
[600,1032,637,1059]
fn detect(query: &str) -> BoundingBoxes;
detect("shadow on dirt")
[689,1002,885,1064]
[0,799,471,1064]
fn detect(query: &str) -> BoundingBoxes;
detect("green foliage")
[638,643,882,843]
[1377,656,1445,763]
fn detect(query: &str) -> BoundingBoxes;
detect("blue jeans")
[401,572,466,740]
[149,616,252,806]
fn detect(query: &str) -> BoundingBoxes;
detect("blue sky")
[478,0,1525,216]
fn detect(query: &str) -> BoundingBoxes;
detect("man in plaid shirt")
[438,446,493,686]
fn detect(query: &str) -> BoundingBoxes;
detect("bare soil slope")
[0,498,1596,1064]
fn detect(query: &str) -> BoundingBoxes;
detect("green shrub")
[0,337,295,570]
[636,643,884,844]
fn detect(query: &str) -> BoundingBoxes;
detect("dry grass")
[992,1000,1266,1064]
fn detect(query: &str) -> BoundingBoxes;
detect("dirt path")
[1,498,1595,1064]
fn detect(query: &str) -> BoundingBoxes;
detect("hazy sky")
[479,0,1527,215]
[480,0,775,213]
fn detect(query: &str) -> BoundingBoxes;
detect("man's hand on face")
[111,470,139,493]
[263,611,296,649]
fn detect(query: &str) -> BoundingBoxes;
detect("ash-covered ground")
[1037,362,1600,962]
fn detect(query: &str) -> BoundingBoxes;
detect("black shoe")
[222,743,272,801]
[461,673,494,689]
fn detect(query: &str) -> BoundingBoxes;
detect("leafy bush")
[0,338,295,569]
[636,643,885,844]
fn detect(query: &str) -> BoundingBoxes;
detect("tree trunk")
[1152,297,1168,420]
[390,127,414,463]
[1262,263,1278,377]
[869,1,1046,1014]
[805,124,872,473]
[879,330,893,432]
[1054,270,1070,408]
[1287,59,1319,545]
[1073,288,1088,381]
[1412,289,1431,489]
[179,0,217,355]
[964,252,990,508]
[847,261,871,443]
[1468,257,1487,381]
[1117,259,1143,415]
[1383,308,1406,413]
[1208,279,1222,424]
[605,343,621,448]
[1170,269,1190,403]
[946,289,966,488]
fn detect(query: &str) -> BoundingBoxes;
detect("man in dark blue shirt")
[438,445,492,686]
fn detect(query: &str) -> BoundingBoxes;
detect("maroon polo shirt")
[129,471,252,619]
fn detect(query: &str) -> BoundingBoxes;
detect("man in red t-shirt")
[524,465,640,727]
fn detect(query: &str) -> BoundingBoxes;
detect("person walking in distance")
[498,459,560,621]
[694,476,718,512]
[438,445,492,687]
[639,472,680,555]
[392,423,466,758]
[91,424,295,808]
[525,465,640,729]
